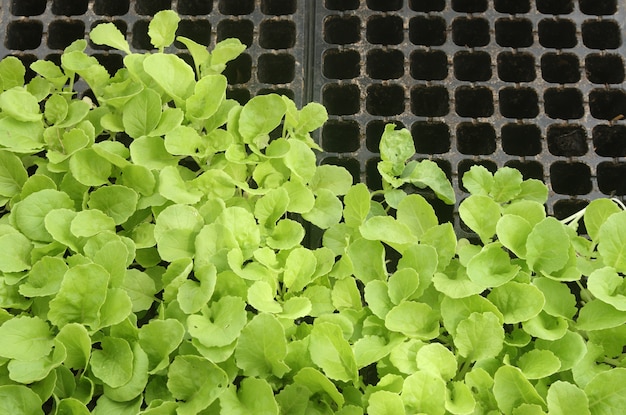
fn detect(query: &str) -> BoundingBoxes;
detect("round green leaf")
[597,210,626,272]
[70,209,116,238]
[547,381,590,415]
[123,88,162,138]
[459,195,500,243]
[0,316,54,361]
[585,368,626,415]
[90,337,133,388]
[454,312,504,362]
[69,148,112,186]
[0,232,32,272]
[588,267,626,311]
[0,149,28,197]
[526,217,570,274]
[415,343,457,381]
[487,281,545,324]
[493,366,545,413]
[12,189,74,242]
[517,349,561,379]
[385,301,439,340]
[467,243,520,287]
[0,385,43,414]
[87,185,138,225]
[522,311,568,341]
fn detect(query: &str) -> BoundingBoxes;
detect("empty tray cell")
[501,123,542,156]
[175,20,211,49]
[223,53,252,84]
[321,157,360,184]
[412,121,450,154]
[585,54,625,84]
[452,17,490,48]
[218,0,254,15]
[589,89,626,121]
[499,87,539,119]
[593,125,626,157]
[260,20,296,49]
[325,0,359,10]
[11,0,46,16]
[90,20,127,50]
[258,53,295,84]
[366,120,405,152]
[455,86,494,118]
[367,15,404,45]
[366,158,383,190]
[456,123,496,155]
[453,51,491,82]
[366,84,404,116]
[544,87,584,119]
[494,0,530,14]
[497,52,535,82]
[550,162,592,195]
[547,124,588,156]
[452,0,487,12]
[322,120,360,152]
[217,20,254,47]
[324,16,361,45]
[94,53,124,76]
[410,85,449,117]
[6,21,43,50]
[367,0,402,11]
[409,16,446,46]
[178,0,212,15]
[598,162,626,196]
[94,0,129,15]
[52,0,88,16]
[261,0,297,15]
[505,160,544,180]
[541,53,580,83]
[553,200,588,234]
[132,20,152,50]
[135,0,172,15]
[582,20,621,50]
[258,88,294,99]
[579,0,617,15]
[367,49,404,80]
[410,50,448,81]
[495,18,533,48]
[322,84,360,116]
[536,0,574,14]
[458,159,497,191]
[538,19,577,49]
[409,0,445,12]
[48,20,85,50]
[323,49,360,79]
[226,88,251,104]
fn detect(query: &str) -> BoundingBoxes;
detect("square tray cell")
[323,49,360,80]
[409,0,445,12]
[598,162,626,195]
[550,162,592,195]
[94,53,124,76]
[452,17,490,47]
[48,20,85,50]
[456,123,496,155]
[553,199,588,233]
[453,51,491,82]
[223,53,252,84]
[366,84,404,116]
[452,0,487,13]
[258,53,295,84]
[494,0,530,14]
[325,0,359,10]
[177,0,213,15]
[366,158,383,190]
[217,20,254,47]
[497,52,536,82]
[538,19,577,49]
[322,84,360,116]
[505,160,544,180]
[260,20,296,49]
[501,123,542,156]
[582,20,622,50]
[410,86,449,117]
[585,54,625,84]
[593,125,626,157]
[226,88,251,105]
[536,0,574,15]
[541,53,580,84]
[366,49,404,80]
[6,21,43,50]
[499,87,539,119]
[322,120,360,152]
[94,0,130,16]
[366,120,405,152]
[367,0,402,11]
[52,0,88,16]
[324,15,361,45]
[367,15,404,45]
[411,50,448,81]
[11,0,47,16]
[547,124,588,156]
[175,20,211,49]
[218,0,254,15]
[495,18,533,48]
[135,0,171,15]
[579,0,617,15]
[132,20,152,49]
[409,16,446,46]
[412,121,450,154]
[589,89,626,121]
[544,88,584,120]
[261,0,297,15]
[455,86,494,118]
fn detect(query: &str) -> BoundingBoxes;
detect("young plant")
[0,9,623,415]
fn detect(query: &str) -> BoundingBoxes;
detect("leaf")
[466,243,520,287]
[584,199,621,242]
[309,322,358,382]
[517,349,561,379]
[404,160,456,205]
[446,381,476,415]
[0,87,41,122]
[0,56,25,90]
[0,385,43,414]
[385,301,439,340]
[577,299,626,331]
[462,165,494,196]
[487,281,545,324]
[220,378,279,415]
[12,189,74,242]
[380,124,414,166]
[0,231,31,272]
[397,194,438,238]
[292,367,344,407]
[533,277,577,319]
[547,381,590,415]
[493,366,546,414]
[491,167,523,203]
[585,368,626,415]
[522,311,568,341]
[247,281,282,313]
[301,189,343,229]
[56,323,91,370]
[0,316,53,361]
[388,268,420,305]
[266,219,304,250]
[0,149,27,197]
[597,211,626,273]
[459,195,500,243]
[402,371,446,415]
[188,296,247,348]
[123,88,162,138]
[87,185,138,225]
[587,267,626,311]
[70,209,116,238]
[90,337,133,388]
[69,148,112,186]
[167,355,228,415]
[143,54,195,104]
[415,343,457,380]
[129,135,178,169]
[158,166,202,205]
[368,390,406,415]
[310,164,353,196]
[239,94,286,142]
[235,313,290,378]
[89,22,131,54]
[186,74,227,121]
[138,318,184,374]
[526,217,571,274]
[536,330,587,372]
[254,187,289,228]
[103,342,149,402]
[347,238,387,284]
[343,183,371,228]
[496,214,533,258]
[454,312,504,362]
[360,216,418,247]
[148,10,180,50]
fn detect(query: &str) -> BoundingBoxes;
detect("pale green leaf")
[493,366,546,414]
[235,313,290,378]
[0,316,53,361]
[454,312,504,362]
[547,381,590,415]
[90,337,133,388]
[89,22,131,54]
[585,368,626,415]
[309,322,358,382]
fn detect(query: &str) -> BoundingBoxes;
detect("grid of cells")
[3,0,304,105]
[314,0,626,229]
